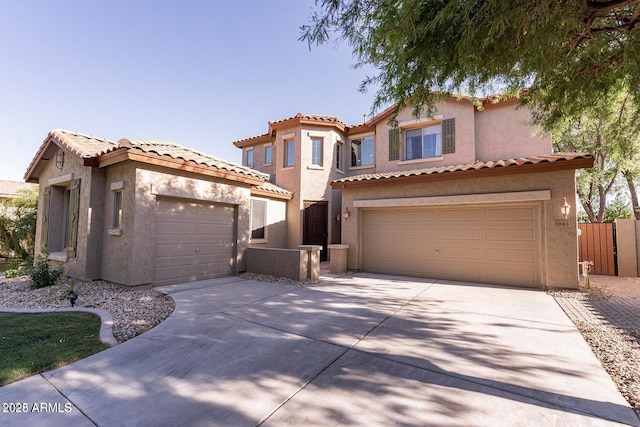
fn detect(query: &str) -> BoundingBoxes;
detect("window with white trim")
[246,149,254,168]
[284,139,294,167]
[264,145,272,165]
[113,190,123,229]
[405,124,441,160]
[336,142,343,171]
[311,138,323,166]
[350,136,374,167]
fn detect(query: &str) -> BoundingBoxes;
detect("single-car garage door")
[154,197,236,286]
[362,203,541,287]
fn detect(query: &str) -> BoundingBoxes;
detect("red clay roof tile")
[332,153,594,186]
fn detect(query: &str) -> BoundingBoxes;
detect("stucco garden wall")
[339,168,579,289]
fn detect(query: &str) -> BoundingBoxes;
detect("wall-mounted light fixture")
[55,150,65,170]
[343,207,351,220]
[561,197,571,220]
[335,213,341,222]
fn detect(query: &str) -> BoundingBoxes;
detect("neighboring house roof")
[331,153,595,188]
[0,180,37,199]
[25,129,284,190]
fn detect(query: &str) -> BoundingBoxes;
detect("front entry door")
[303,201,328,261]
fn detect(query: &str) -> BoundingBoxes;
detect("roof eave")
[331,157,595,189]
[233,133,274,148]
[250,187,294,201]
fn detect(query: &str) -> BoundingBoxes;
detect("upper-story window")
[284,139,295,168]
[351,135,374,167]
[336,142,343,171]
[311,138,323,166]
[264,145,272,165]
[246,149,254,167]
[393,118,455,162]
[405,125,441,160]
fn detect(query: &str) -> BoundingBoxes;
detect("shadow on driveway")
[0,274,637,426]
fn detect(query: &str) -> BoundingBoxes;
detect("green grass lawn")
[0,312,109,385]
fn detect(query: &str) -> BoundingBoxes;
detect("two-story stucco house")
[234,96,593,288]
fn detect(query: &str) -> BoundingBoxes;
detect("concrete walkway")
[1,273,638,426]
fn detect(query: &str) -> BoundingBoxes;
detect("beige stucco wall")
[100,161,136,286]
[113,165,253,286]
[475,103,551,161]
[247,125,344,250]
[339,168,580,289]
[34,146,106,280]
[373,100,477,173]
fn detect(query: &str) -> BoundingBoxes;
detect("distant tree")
[543,85,640,222]
[0,188,38,260]
[301,1,640,126]
[603,196,634,222]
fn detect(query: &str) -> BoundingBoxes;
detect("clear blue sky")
[0,0,377,182]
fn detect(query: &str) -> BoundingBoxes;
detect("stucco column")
[298,245,322,281]
[328,244,349,274]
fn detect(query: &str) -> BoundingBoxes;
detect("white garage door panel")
[362,204,540,287]
[154,198,235,286]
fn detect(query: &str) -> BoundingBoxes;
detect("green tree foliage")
[0,187,38,259]
[301,1,640,124]
[544,85,640,222]
[603,196,634,222]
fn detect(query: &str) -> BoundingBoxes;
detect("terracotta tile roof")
[49,129,119,158]
[233,132,274,148]
[118,138,269,181]
[252,181,294,199]
[332,153,594,186]
[268,113,345,127]
[0,180,37,198]
[24,129,119,181]
[234,113,347,148]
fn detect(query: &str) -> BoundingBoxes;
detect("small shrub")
[27,250,64,289]
[5,267,25,278]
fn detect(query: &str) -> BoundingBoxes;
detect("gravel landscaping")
[551,286,640,418]
[0,275,174,343]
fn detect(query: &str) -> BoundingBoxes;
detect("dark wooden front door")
[303,201,328,261]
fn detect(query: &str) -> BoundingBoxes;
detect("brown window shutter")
[41,186,51,249]
[66,179,81,258]
[442,118,455,154]
[389,128,400,161]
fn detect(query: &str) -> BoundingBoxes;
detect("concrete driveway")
[1,273,638,426]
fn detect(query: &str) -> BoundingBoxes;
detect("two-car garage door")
[154,197,236,286]
[362,204,541,287]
